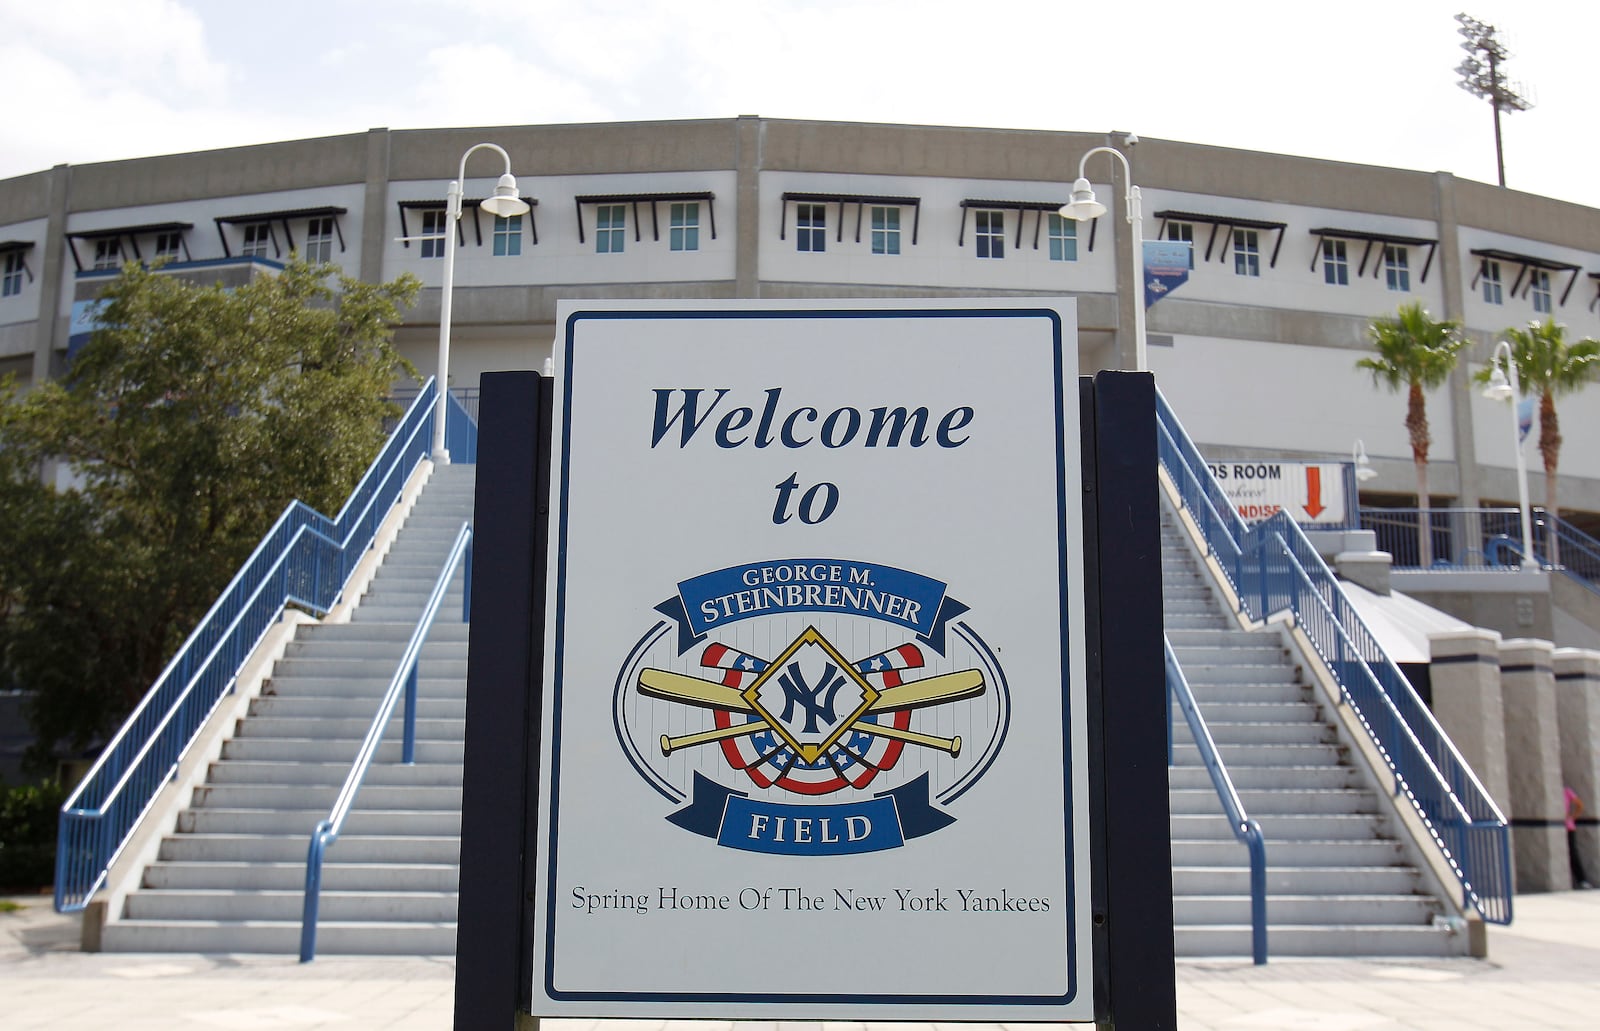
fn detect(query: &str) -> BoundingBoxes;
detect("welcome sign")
[532,299,1093,1020]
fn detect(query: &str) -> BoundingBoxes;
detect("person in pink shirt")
[1567,785,1593,890]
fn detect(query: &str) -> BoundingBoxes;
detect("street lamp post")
[433,143,531,462]
[1060,144,1146,371]
[1482,340,1536,568]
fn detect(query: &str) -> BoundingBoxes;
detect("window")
[1048,214,1077,262]
[154,232,182,262]
[871,206,900,255]
[1383,246,1410,291]
[596,204,626,253]
[1,253,22,297]
[1482,261,1503,304]
[1322,239,1349,286]
[242,223,273,258]
[493,214,522,257]
[305,217,335,262]
[420,211,447,259]
[1166,222,1195,268]
[1530,269,1553,313]
[670,203,700,252]
[975,210,1004,259]
[1233,230,1260,277]
[795,203,826,253]
[92,238,122,270]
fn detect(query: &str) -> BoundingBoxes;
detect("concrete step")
[294,622,471,643]
[1168,764,1358,791]
[1174,893,1440,925]
[1179,664,1301,686]
[282,639,469,661]
[1170,838,1405,866]
[143,861,460,893]
[159,834,460,865]
[233,716,466,740]
[190,783,462,812]
[1171,742,1347,767]
[1175,924,1466,958]
[220,738,464,763]
[1197,720,1337,746]
[261,675,467,696]
[124,889,458,923]
[1176,700,1321,723]
[206,760,463,788]
[101,919,458,955]
[1171,812,1386,841]
[177,808,461,836]
[247,695,467,720]
[269,656,468,679]
[1172,865,1423,895]
[1169,788,1378,816]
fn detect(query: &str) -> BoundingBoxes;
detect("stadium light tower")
[1455,12,1533,189]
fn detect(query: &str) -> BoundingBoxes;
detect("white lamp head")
[1353,440,1378,482]
[480,172,531,218]
[1483,364,1514,402]
[1059,177,1106,222]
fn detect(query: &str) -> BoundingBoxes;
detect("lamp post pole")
[1486,340,1535,567]
[433,142,529,462]
[1061,145,1145,371]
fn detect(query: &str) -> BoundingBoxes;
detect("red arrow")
[1303,466,1325,519]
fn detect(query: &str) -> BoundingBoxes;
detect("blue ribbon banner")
[656,558,968,655]
[668,772,956,856]
[1144,240,1192,308]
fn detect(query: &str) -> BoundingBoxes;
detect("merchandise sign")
[1207,459,1354,526]
[1143,239,1191,308]
[533,299,1093,1020]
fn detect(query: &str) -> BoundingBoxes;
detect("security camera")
[1124,133,1139,147]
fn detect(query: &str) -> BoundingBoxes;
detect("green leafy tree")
[1357,302,1468,567]
[0,259,419,772]
[1477,319,1600,565]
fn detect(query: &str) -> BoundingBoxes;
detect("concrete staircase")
[1163,508,1468,957]
[100,463,476,954]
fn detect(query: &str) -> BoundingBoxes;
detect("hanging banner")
[1144,239,1191,308]
[533,298,1093,1021]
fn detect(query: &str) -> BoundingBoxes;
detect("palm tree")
[1483,319,1600,565]
[1358,303,1467,567]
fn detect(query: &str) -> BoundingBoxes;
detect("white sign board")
[533,299,1092,1020]
[1206,460,1352,525]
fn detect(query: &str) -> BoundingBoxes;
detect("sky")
[2,0,1596,209]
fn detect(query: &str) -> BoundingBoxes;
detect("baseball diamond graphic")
[612,558,1011,854]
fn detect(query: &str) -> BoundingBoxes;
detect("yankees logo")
[614,557,1010,855]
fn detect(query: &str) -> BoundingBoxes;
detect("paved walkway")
[4,890,1599,1028]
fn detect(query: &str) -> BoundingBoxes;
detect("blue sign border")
[544,305,1077,1009]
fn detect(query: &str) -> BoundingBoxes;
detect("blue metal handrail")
[55,380,441,913]
[1157,390,1513,926]
[1166,638,1267,965]
[300,521,472,962]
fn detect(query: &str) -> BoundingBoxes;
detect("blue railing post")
[402,666,418,766]
[463,537,473,624]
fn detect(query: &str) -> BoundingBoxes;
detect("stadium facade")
[2,116,1598,520]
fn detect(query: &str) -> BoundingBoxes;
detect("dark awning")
[1155,210,1288,268]
[1470,247,1583,306]
[214,206,348,258]
[397,199,540,249]
[63,222,194,270]
[958,199,1089,251]
[781,192,922,246]
[573,192,714,244]
[1311,228,1439,283]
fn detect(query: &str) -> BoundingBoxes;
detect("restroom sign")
[532,299,1094,1020]
[1206,460,1354,526]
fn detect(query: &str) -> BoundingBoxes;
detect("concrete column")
[1428,628,1510,815]
[359,128,392,285]
[32,163,71,386]
[1499,638,1567,891]
[1553,649,1600,886]
[733,115,763,299]
[1434,171,1481,509]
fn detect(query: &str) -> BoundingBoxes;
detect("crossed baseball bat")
[638,666,985,759]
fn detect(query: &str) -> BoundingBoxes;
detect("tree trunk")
[1407,381,1432,567]
[1415,458,1432,567]
[1541,390,1561,567]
